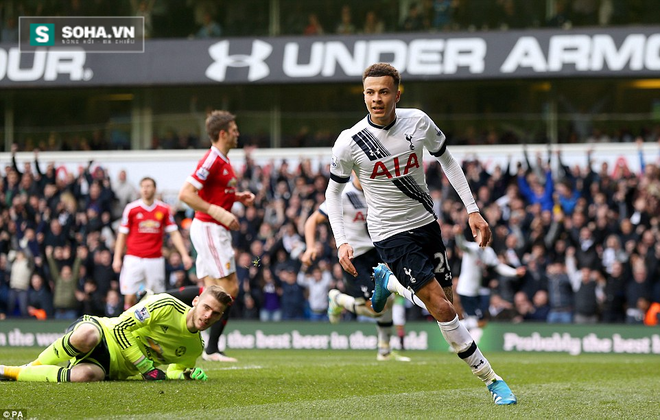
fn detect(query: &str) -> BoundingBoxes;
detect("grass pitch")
[1,348,658,419]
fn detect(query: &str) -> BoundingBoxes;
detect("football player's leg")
[35,318,102,366]
[375,300,410,362]
[331,254,380,319]
[203,273,238,362]
[161,286,205,305]
[376,304,393,357]
[392,295,407,350]
[417,280,516,404]
[3,363,104,382]
[3,320,104,382]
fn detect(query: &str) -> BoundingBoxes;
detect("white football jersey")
[330,108,445,242]
[455,241,500,297]
[319,180,373,257]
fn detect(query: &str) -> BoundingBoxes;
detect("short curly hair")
[362,63,400,88]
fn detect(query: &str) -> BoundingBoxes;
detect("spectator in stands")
[602,260,627,323]
[335,5,356,35]
[297,263,333,321]
[362,10,385,34]
[494,0,522,30]
[196,11,222,38]
[165,251,190,289]
[27,272,53,320]
[112,170,138,220]
[513,291,539,322]
[8,249,33,318]
[431,0,454,31]
[571,0,598,26]
[570,226,600,270]
[75,278,105,316]
[91,248,115,298]
[47,245,83,320]
[131,0,155,38]
[400,3,426,32]
[303,13,324,36]
[279,266,306,320]
[531,290,550,321]
[649,242,660,303]
[568,259,603,324]
[601,234,628,274]
[241,292,260,320]
[546,259,574,323]
[259,268,282,321]
[0,16,18,43]
[517,150,554,213]
[85,180,114,218]
[546,0,571,28]
[626,259,650,324]
[104,289,123,317]
[488,293,518,321]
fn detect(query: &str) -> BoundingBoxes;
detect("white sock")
[337,293,377,318]
[387,274,428,310]
[438,315,499,385]
[377,307,393,350]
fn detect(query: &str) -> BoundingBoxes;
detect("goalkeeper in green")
[0,285,232,382]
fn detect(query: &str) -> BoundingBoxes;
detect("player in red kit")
[113,177,193,308]
[177,110,255,362]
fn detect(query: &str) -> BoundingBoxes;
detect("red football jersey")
[186,146,237,228]
[118,199,178,258]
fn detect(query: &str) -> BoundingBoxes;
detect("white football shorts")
[119,255,166,295]
[190,218,236,280]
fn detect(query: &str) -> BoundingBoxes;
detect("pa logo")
[30,23,55,46]
[206,40,273,82]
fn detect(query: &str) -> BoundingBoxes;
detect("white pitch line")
[214,365,263,370]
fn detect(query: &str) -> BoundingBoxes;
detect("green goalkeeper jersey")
[95,294,204,380]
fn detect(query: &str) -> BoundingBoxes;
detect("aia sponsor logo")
[370,153,419,179]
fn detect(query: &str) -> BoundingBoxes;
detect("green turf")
[1,348,659,419]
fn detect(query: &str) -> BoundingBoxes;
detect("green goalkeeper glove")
[135,357,166,381]
[134,357,155,374]
[183,367,208,381]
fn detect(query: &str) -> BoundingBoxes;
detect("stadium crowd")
[0,139,658,326]
[3,0,659,43]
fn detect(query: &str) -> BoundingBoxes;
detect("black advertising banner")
[1,26,659,87]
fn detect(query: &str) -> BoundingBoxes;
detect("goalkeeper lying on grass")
[0,285,232,382]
